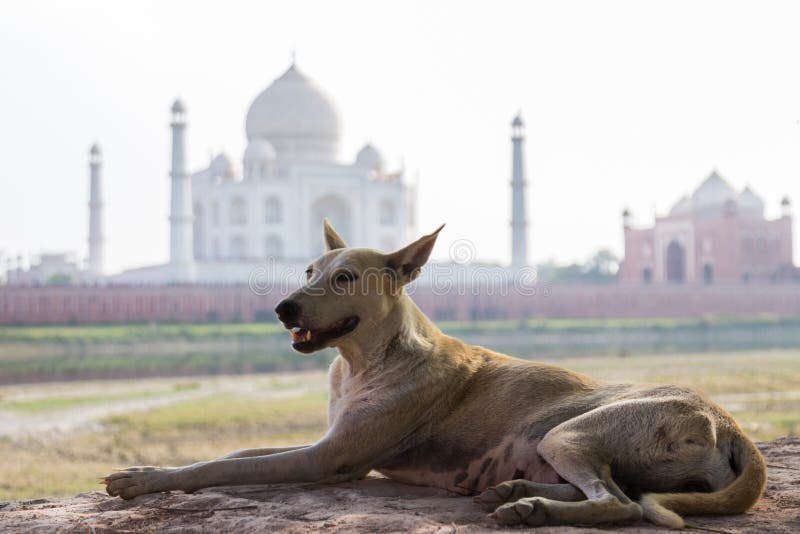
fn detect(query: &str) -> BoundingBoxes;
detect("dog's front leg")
[104,439,369,499]
[215,444,311,460]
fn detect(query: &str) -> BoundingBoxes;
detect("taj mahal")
[4,59,535,288]
[110,61,417,284]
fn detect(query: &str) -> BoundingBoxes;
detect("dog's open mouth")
[285,316,360,353]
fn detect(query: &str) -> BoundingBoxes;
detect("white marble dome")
[668,170,769,220]
[245,64,341,162]
[669,194,692,216]
[209,153,235,180]
[355,143,383,171]
[738,186,765,217]
[691,170,737,208]
[242,139,276,180]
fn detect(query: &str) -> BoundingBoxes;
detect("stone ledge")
[1,438,798,533]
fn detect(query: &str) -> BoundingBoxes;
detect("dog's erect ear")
[385,224,445,284]
[323,218,348,251]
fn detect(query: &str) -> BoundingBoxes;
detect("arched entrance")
[310,195,352,256]
[665,240,685,283]
[703,263,713,284]
[642,266,652,284]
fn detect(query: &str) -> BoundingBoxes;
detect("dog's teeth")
[305,331,312,341]
[291,327,301,333]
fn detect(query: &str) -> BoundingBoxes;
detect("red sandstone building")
[620,170,794,285]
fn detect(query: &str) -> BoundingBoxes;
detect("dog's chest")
[376,434,561,495]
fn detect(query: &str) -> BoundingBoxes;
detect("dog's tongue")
[291,329,312,343]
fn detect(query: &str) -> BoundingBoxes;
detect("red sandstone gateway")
[621,170,793,285]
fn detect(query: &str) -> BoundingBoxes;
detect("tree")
[536,249,619,284]
[45,273,73,286]
[585,249,619,278]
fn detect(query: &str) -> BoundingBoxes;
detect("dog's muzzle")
[275,299,301,324]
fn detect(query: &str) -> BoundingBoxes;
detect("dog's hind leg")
[490,440,641,526]
[490,461,641,526]
[490,405,647,526]
[475,480,585,512]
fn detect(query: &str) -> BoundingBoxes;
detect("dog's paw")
[102,466,177,500]
[490,497,548,526]
[474,479,540,512]
[474,482,515,512]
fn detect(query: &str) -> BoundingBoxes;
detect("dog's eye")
[305,268,313,281]
[334,271,357,284]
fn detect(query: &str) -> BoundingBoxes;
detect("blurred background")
[1,0,799,499]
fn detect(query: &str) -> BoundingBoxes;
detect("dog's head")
[275,219,444,353]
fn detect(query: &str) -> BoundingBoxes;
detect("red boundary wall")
[3,283,800,324]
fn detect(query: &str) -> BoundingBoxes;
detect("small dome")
[172,99,186,113]
[781,196,791,206]
[738,186,765,217]
[209,153,235,180]
[511,114,524,127]
[243,139,277,162]
[245,64,341,162]
[355,143,383,171]
[89,143,101,155]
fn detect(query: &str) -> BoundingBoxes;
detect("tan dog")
[104,221,766,528]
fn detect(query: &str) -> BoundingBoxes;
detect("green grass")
[735,409,800,439]
[1,389,172,412]
[3,314,800,343]
[548,350,800,395]
[5,315,800,383]
[439,313,800,333]
[0,381,202,412]
[0,349,335,382]
[0,394,328,500]
[0,322,284,344]
[103,390,328,433]
[0,377,330,500]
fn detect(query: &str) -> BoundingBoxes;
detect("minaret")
[169,99,195,282]
[88,143,105,277]
[781,196,792,218]
[622,208,632,228]
[510,113,528,268]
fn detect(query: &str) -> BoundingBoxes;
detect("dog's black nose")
[275,299,300,323]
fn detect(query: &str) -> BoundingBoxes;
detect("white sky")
[1,0,799,273]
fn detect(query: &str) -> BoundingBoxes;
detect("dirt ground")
[1,437,798,533]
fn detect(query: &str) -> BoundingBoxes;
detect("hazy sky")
[2,1,799,273]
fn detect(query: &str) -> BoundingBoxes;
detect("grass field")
[3,314,800,342]
[0,323,285,343]
[1,350,798,500]
[4,315,800,383]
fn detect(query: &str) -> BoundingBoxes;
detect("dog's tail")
[639,432,766,529]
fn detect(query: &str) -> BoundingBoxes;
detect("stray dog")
[105,221,766,528]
